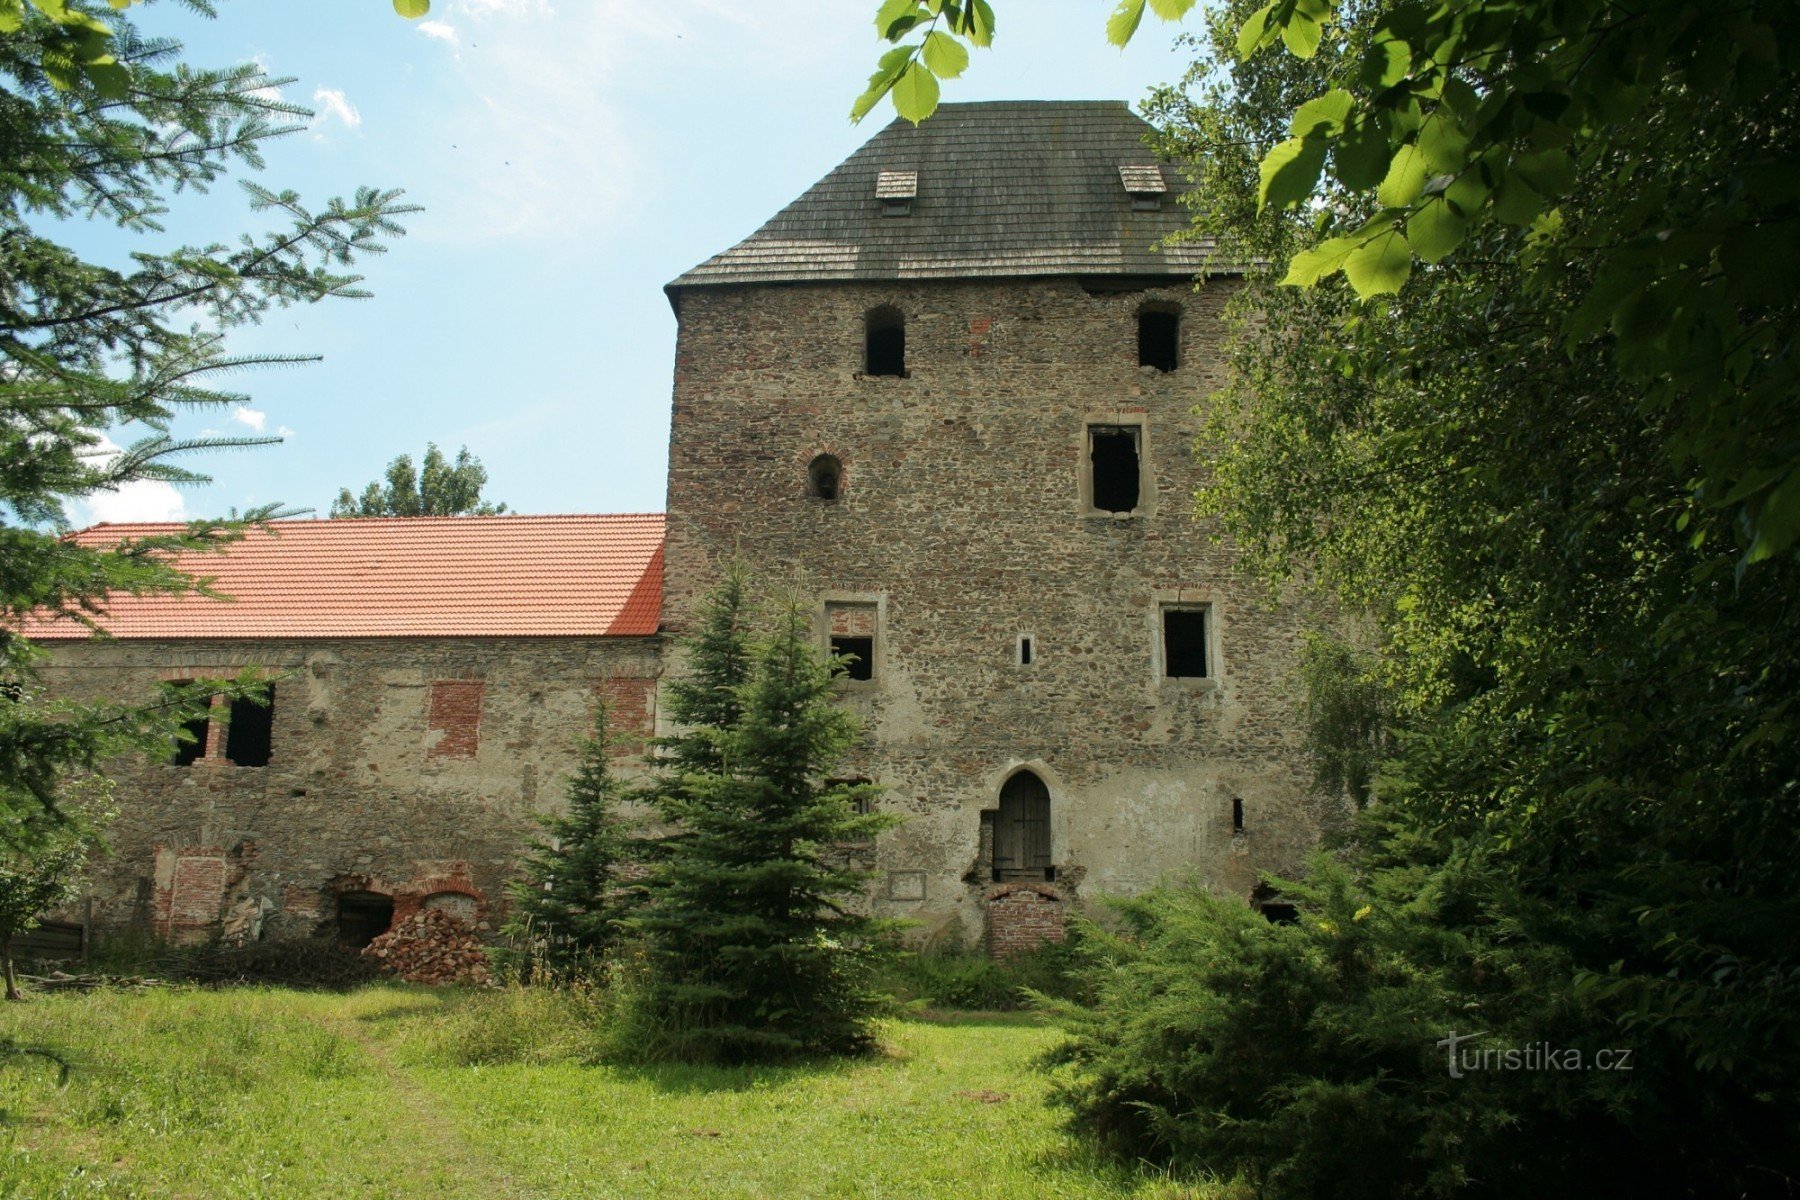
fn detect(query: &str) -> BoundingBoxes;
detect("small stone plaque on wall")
[886,870,927,902]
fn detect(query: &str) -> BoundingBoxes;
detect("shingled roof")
[25,514,664,640]
[667,101,1225,295]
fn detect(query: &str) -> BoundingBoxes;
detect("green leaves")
[890,59,940,123]
[1342,225,1410,295]
[392,0,429,17]
[1258,136,1327,212]
[1106,0,1146,47]
[854,0,994,123]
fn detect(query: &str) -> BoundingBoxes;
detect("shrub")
[884,936,1087,1011]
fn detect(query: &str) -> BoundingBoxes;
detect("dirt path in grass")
[318,1014,526,1200]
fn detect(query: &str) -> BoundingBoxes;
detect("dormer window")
[876,169,916,217]
[1119,164,1166,211]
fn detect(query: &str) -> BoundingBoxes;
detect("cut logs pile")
[361,908,493,986]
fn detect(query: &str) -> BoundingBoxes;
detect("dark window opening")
[225,688,273,767]
[865,307,905,377]
[335,891,393,948]
[1090,425,1141,513]
[167,681,208,766]
[831,636,874,681]
[831,777,876,816]
[1232,796,1245,832]
[1139,307,1179,372]
[1019,635,1034,666]
[1163,608,1209,678]
[808,454,843,500]
[993,770,1052,882]
[1252,883,1298,925]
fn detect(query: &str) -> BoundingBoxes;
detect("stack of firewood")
[361,908,492,986]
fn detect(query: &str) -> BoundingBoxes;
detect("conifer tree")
[504,700,634,978]
[637,579,896,1062]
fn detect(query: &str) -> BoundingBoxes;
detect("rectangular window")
[168,681,209,766]
[1162,607,1209,679]
[826,601,879,682]
[224,688,274,767]
[1087,423,1141,514]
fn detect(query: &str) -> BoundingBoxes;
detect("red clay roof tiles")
[26,514,665,640]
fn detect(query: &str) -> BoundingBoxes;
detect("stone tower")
[661,101,1327,945]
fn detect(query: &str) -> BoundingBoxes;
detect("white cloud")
[276,425,297,439]
[311,87,362,133]
[86,481,188,525]
[230,405,268,433]
[76,436,188,525]
[418,20,460,43]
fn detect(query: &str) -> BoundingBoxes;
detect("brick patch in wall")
[152,845,227,938]
[597,676,656,756]
[426,680,485,760]
[985,882,1068,959]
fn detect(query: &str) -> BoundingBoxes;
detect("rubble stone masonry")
[43,635,659,940]
[664,276,1340,943]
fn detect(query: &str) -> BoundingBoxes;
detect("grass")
[0,985,1226,1199]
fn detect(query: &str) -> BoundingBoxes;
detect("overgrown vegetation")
[1039,2,1800,1196]
[882,937,1087,1012]
[81,931,384,991]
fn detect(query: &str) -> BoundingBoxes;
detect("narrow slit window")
[225,688,274,767]
[865,306,905,377]
[1090,425,1141,513]
[808,454,843,500]
[1163,607,1210,679]
[1138,306,1179,372]
[1018,635,1035,666]
[1232,797,1245,832]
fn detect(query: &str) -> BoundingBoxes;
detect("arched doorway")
[992,770,1052,882]
[335,890,393,948]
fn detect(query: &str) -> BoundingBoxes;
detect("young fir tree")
[504,700,634,978]
[637,579,895,1062]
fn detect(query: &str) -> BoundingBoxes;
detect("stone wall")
[41,635,660,942]
[664,276,1339,942]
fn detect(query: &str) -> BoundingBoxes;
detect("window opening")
[1252,882,1298,925]
[831,636,874,681]
[826,601,879,682]
[335,891,393,948]
[168,681,209,766]
[808,454,843,500]
[1232,797,1245,832]
[1138,306,1179,372]
[225,688,273,767]
[993,770,1052,882]
[1163,608,1209,679]
[1018,635,1035,666]
[1090,425,1141,513]
[865,306,905,377]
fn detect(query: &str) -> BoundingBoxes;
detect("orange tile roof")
[26,514,665,640]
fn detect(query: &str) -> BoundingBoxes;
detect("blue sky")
[79,0,1200,524]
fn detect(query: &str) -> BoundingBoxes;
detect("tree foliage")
[0,792,107,1001]
[633,571,897,1063]
[0,2,413,839]
[329,443,506,518]
[504,699,637,979]
[1049,1,1800,1194]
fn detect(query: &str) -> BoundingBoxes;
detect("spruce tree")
[637,580,895,1062]
[504,700,633,979]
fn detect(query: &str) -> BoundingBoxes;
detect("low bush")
[883,935,1087,1010]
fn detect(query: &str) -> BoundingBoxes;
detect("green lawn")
[0,986,1219,1199]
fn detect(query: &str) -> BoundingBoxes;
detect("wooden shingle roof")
[25,514,665,640]
[667,101,1226,295]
